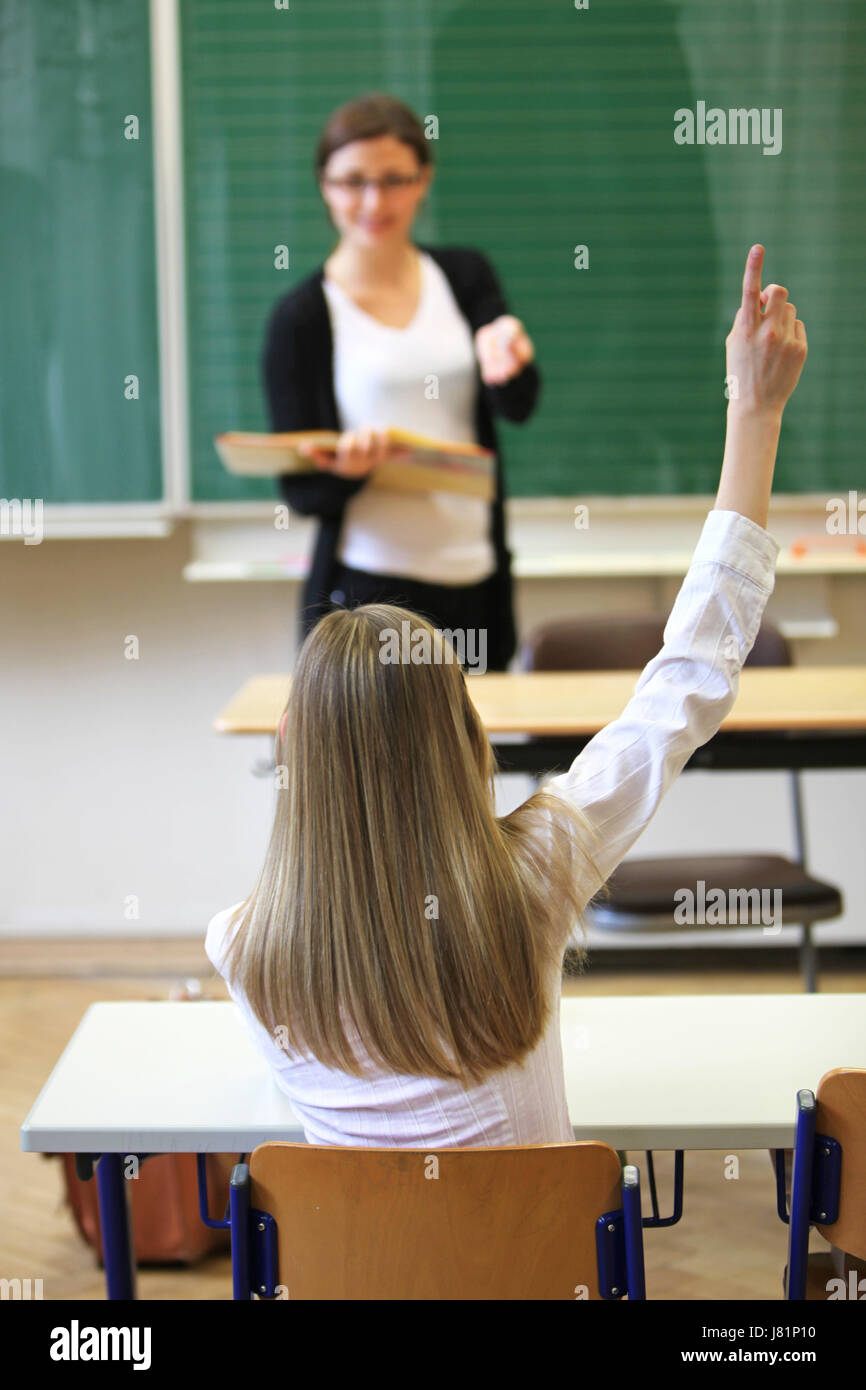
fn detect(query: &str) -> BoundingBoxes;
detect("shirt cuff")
[691,509,781,591]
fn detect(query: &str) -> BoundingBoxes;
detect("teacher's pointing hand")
[474,314,535,386]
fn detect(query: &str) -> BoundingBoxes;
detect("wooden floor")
[3,939,864,1302]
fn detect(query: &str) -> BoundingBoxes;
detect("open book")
[215,428,496,501]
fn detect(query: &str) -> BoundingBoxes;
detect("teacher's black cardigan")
[260,244,541,670]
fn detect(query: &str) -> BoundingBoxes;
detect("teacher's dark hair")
[315,94,432,175]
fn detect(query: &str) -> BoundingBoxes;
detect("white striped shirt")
[206,508,780,1147]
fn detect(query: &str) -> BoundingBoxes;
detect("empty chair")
[780,1069,866,1299]
[520,616,843,990]
[204,1141,647,1301]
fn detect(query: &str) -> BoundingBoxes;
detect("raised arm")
[547,245,807,900]
[547,509,780,900]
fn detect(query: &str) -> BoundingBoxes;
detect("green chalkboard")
[0,0,161,504]
[182,0,866,500]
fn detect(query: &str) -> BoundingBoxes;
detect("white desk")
[21,994,866,1154]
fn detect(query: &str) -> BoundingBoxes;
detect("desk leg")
[800,924,817,994]
[96,1154,137,1300]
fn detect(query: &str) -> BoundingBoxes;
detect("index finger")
[741,243,765,324]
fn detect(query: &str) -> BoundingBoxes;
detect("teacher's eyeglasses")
[321,174,423,196]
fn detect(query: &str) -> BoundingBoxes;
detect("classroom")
[1,0,865,1350]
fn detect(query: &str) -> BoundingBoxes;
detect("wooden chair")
[520,616,843,991]
[214,1141,646,1300]
[781,1069,866,1300]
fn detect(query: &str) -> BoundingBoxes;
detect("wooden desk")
[214,668,866,772]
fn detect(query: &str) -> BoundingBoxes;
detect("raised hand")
[725,244,807,415]
[715,246,808,529]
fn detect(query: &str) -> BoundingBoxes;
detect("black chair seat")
[522,616,843,987]
[592,853,842,924]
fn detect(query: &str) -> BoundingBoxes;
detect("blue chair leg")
[622,1164,646,1300]
[95,1153,136,1300]
[230,1163,251,1300]
[196,1152,232,1231]
[786,1090,816,1299]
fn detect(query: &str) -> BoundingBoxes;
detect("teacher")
[261,93,540,671]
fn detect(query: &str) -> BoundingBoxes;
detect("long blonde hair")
[222,604,601,1084]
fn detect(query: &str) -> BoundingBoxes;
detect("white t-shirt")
[322,252,496,586]
[206,510,780,1148]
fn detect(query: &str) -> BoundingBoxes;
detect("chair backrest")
[746,622,792,668]
[815,1068,866,1260]
[520,614,665,672]
[248,1140,624,1299]
[520,615,791,671]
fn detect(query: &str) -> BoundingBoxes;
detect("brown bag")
[56,1151,236,1265]
[54,987,238,1265]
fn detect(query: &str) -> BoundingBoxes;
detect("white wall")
[2,520,864,948]
[2,526,280,935]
